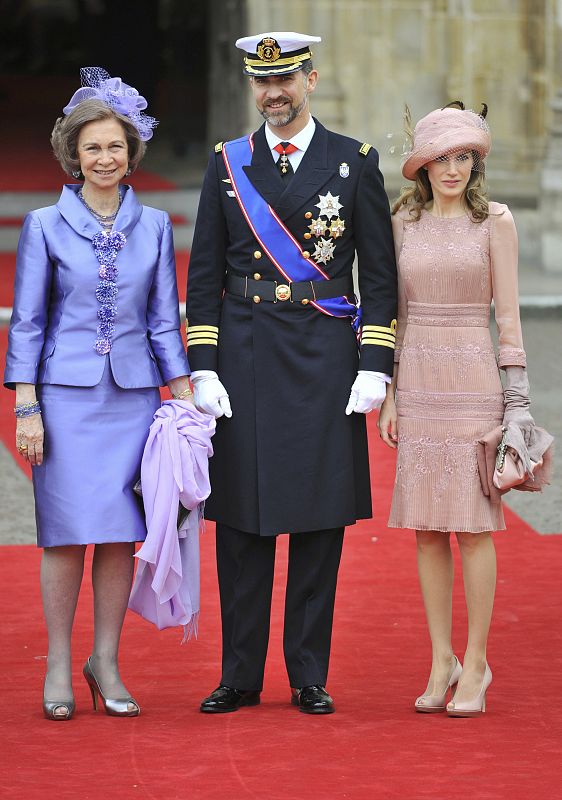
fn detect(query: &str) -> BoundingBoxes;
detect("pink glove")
[345,371,389,415]
[191,370,232,419]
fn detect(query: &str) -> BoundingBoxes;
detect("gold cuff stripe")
[187,332,218,341]
[244,51,312,68]
[362,324,396,335]
[187,325,219,333]
[361,333,396,344]
[362,336,396,344]
[361,339,395,350]
[188,338,218,347]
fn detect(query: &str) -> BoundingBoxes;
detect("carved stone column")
[540,89,562,272]
[207,0,248,145]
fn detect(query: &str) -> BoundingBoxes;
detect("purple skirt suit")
[4,185,189,547]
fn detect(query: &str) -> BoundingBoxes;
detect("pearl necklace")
[78,189,123,230]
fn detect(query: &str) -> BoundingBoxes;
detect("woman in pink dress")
[378,103,533,717]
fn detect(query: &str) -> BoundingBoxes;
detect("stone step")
[0,189,199,251]
[0,189,201,217]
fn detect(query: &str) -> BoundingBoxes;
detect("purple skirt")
[34,359,160,547]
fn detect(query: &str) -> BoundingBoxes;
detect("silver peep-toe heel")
[83,657,140,717]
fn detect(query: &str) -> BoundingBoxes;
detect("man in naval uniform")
[186,32,397,714]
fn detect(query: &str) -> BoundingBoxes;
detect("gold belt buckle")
[275,283,291,302]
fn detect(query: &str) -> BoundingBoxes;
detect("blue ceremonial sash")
[222,134,361,331]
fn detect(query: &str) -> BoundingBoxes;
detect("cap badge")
[339,162,350,178]
[257,37,281,63]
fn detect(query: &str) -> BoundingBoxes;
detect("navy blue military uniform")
[186,118,397,691]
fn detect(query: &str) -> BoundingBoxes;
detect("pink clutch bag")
[492,427,542,490]
[477,425,552,503]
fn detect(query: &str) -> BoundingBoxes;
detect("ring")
[18,444,28,451]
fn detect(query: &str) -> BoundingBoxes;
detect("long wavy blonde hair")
[392,103,490,223]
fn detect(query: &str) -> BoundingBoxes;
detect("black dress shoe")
[291,685,335,714]
[200,685,261,713]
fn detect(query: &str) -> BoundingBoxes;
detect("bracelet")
[173,387,193,400]
[15,401,41,418]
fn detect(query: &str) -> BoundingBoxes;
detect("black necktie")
[274,141,297,182]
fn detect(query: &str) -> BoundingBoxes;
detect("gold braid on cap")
[244,51,312,68]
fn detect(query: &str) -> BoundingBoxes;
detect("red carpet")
[1,487,561,798]
[0,339,561,798]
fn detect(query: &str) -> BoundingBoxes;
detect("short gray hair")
[51,99,146,177]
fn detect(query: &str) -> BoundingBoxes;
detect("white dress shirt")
[265,115,316,172]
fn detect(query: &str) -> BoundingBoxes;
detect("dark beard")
[260,94,308,127]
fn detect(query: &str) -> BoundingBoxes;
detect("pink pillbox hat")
[401,106,491,181]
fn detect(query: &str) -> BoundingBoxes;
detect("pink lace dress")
[388,202,526,533]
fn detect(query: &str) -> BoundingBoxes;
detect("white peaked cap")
[235,32,321,76]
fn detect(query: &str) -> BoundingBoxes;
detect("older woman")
[4,68,190,720]
[378,103,534,717]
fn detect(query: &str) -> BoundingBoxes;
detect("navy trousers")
[216,523,344,691]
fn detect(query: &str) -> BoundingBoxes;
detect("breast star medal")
[315,192,343,220]
[329,218,345,238]
[308,218,328,237]
[313,237,336,264]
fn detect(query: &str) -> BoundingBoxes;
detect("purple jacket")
[4,184,188,389]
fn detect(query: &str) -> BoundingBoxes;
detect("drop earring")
[72,169,84,180]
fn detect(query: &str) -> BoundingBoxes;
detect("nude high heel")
[446,662,492,717]
[83,657,140,717]
[414,655,463,713]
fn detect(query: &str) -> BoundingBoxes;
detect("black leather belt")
[225,273,354,304]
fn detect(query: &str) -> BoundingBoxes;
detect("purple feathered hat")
[63,67,157,141]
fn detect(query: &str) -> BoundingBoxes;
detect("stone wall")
[244,0,562,201]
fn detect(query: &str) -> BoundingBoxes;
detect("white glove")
[190,370,232,418]
[345,371,389,415]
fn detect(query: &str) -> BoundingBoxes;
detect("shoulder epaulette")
[359,142,372,156]
[214,141,224,153]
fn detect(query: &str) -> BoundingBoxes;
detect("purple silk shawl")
[128,400,215,640]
